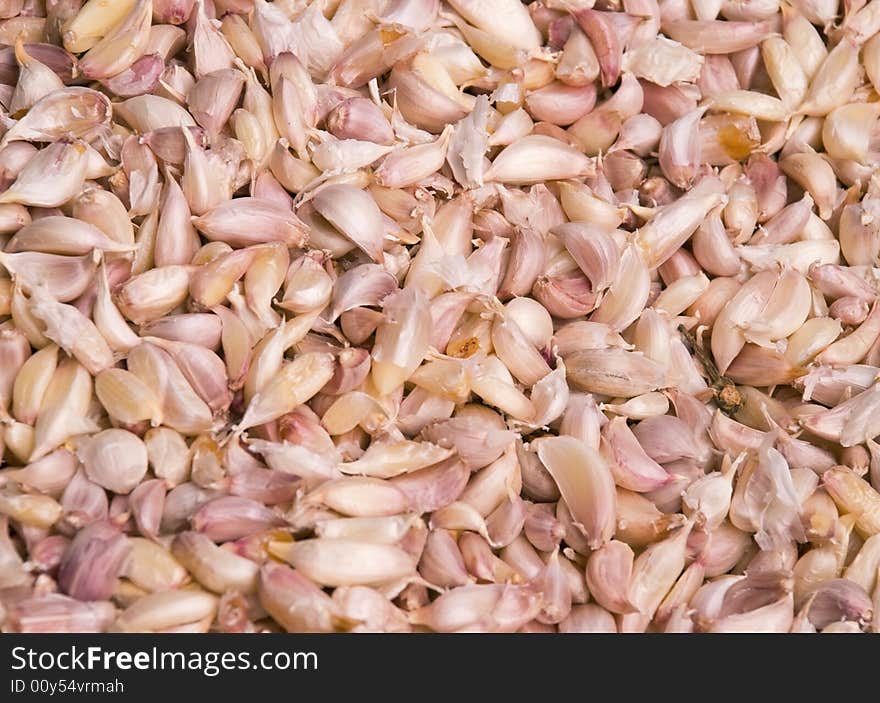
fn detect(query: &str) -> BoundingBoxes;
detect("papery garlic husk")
[623,35,704,87]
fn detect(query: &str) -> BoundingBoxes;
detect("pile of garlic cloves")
[1,0,880,634]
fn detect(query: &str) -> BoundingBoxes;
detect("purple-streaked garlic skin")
[2,0,880,636]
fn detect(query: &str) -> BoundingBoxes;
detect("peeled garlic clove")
[823,466,880,536]
[822,102,880,163]
[238,353,335,431]
[340,440,454,480]
[663,18,774,54]
[77,428,149,495]
[77,0,152,80]
[57,520,131,602]
[311,184,386,263]
[0,138,88,208]
[171,530,258,595]
[602,417,674,493]
[9,39,65,116]
[95,368,163,427]
[565,348,666,398]
[658,107,705,189]
[0,251,98,304]
[534,435,616,550]
[270,538,415,588]
[374,125,454,188]
[6,216,132,256]
[28,285,114,376]
[486,134,595,185]
[798,37,861,117]
[113,589,217,633]
[628,520,694,619]
[585,540,638,614]
[113,264,192,326]
[127,342,214,436]
[11,342,57,425]
[258,560,343,633]
[193,196,308,248]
